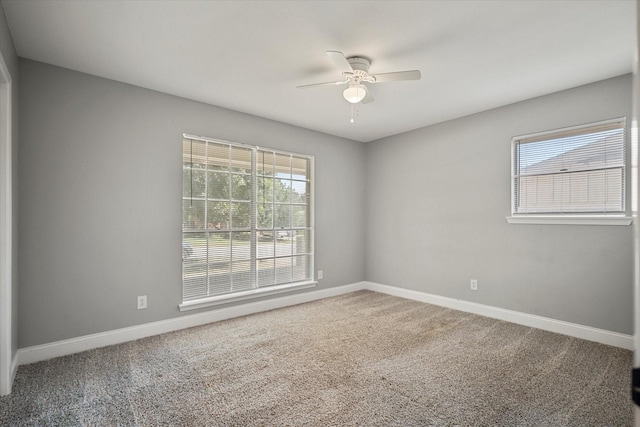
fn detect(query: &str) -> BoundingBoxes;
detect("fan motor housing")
[347,57,371,73]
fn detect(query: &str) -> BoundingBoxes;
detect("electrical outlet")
[137,295,147,310]
[317,270,323,280]
[470,279,478,291]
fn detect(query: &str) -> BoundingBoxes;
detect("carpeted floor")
[0,290,633,426]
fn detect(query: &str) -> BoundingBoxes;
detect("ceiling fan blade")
[326,51,354,73]
[371,70,421,83]
[296,80,348,89]
[361,89,375,104]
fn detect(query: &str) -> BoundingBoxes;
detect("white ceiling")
[2,0,636,143]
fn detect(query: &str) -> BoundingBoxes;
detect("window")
[181,135,313,310]
[510,118,629,224]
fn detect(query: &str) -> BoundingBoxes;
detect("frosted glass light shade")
[343,84,367,103]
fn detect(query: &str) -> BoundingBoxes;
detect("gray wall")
[0,4,19,365]
[365,74,633,334]
[18,59,366,348]
[17,58,634,347]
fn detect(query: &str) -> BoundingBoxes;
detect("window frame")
[506,117,633,226]
[179,134,315,311]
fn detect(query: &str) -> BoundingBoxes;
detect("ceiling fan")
[297,51,421,105]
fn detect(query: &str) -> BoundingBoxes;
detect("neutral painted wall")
[18,59,366,348]
[365,74,634,335]
[0,4,18,367]
[16,58,634,347]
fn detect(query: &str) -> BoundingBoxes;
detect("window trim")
[505,215,632,226]
[179,280,316,311]
[508,118,631,225]
[180,133,315,308]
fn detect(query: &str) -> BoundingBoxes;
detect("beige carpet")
[0,290,633,426]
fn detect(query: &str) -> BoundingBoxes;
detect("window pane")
[275,238,292,257]
[292,156,309,181]
[257,203,273,229]
[275,257,292,284]
[182,233,208,300]
[291,180,308,203]
[231,202,251,228]
[231,146,252,174]
[206,201,229,228]
[183,200,205,230]
[207,143,229,171]
[257,233,274,258]
[183,139,207,169]
[275,179,291,203]
[293,230,309,255]
[183,169,206,198]
[257,259,275,287]
[292,205,308,228]
[516,168,624,213]
[231,232,251,260]
[208,268,231,296]
[292,255,310,282]
[257,151,274,176]
[274,204,291,228]
[231,261,253,291]
[231,174,251,201]
[182,169,194,198]
[209,232,230,262]
[257,177,273,202]
[207,172,229,200]
[274,153,291,178]
[183,263,207,300]
[518,128,624,176]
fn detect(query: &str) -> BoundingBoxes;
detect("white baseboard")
[17,280,632,366]
[364,281,633,350]
[17,282,367,365]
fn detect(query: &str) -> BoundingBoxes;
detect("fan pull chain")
[349,103,362,124]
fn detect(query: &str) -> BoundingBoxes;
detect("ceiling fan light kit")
[297,51,421,122]
[343,83,367,103]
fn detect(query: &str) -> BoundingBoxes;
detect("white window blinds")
[512,118,626,215]
[182,136,313,302]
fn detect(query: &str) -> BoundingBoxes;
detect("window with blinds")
[512,118,626,216]
[181,135,313,305]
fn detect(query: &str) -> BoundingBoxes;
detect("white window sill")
[505,216,633,226]
[179,281,317,312]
